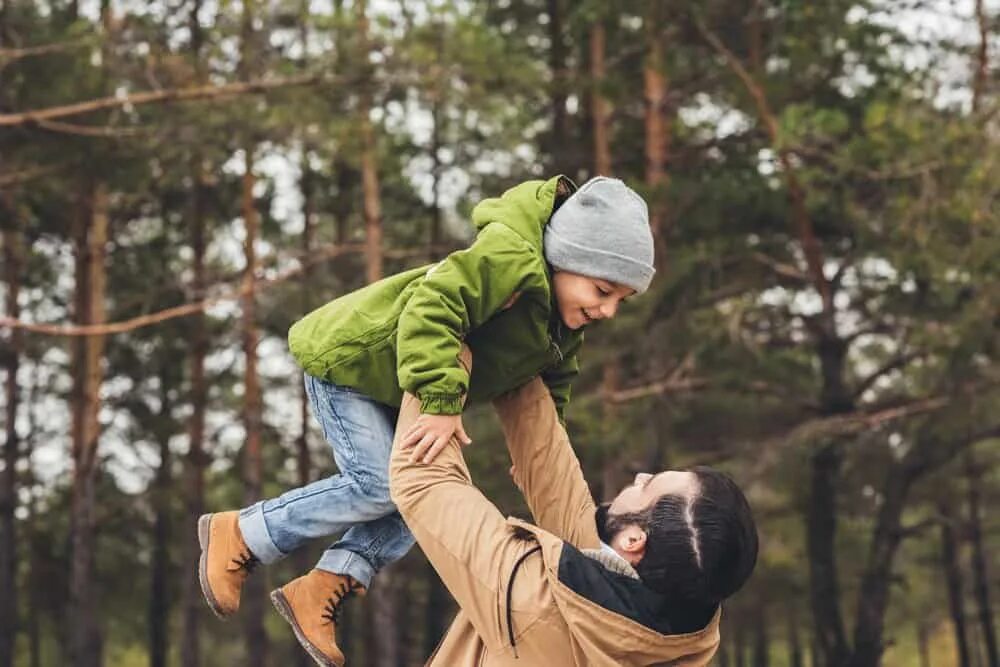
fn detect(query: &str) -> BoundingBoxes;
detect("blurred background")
[0,0,998,666]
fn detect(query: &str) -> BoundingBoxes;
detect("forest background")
[0,1,998,666]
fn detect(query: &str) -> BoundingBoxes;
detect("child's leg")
[238,374,413,588]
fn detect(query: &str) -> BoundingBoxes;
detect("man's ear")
[612,525,647,565]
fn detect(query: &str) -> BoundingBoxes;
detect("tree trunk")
[809,333,852,667]
[69,180,109,667]
[546,0,570,175]
[965,452,998,667]
[940,499,973,667]
[181,155,210,667]
[0,202,23,667]
[643,5,671,265]
[847,467,914,667]
[916,620,931,667]
[589,22,611,176]
[290,139,317,667]
[972,0,988,112]
[735,622,748,667]
[370,572,399,667]
[717,637,731,667]
[182,5,209,663]
[788,602,804,667]
[424,561,449,658]
[428,27,445,262]
[753,604,769,667]
[357,0,383,285]
[150,375,172,667]
[240,145,268,667]
[808,442,850,667]
[239,1,267,662]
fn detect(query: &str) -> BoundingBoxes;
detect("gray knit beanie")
[543,176,656,294]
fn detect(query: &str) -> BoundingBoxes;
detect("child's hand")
[401,413,472,464]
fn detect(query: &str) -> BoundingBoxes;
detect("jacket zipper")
[549,320,565,364]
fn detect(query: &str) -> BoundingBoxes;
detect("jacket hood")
[508,518,721,665]
[470,175,576,249]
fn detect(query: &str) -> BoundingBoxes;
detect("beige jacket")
[389,371,721,666]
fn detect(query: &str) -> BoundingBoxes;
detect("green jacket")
[287,174,584,419]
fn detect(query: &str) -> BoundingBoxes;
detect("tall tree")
[239,1,267,663]
[965,451,998,667]
[69,180,109,667]
[181,0,211,662]
[0,199,23,667]
[643,2,670,265]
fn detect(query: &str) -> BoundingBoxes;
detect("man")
[385,351,758,666]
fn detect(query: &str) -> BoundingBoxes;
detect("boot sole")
[270,589,343,667]
[197,514,232,620]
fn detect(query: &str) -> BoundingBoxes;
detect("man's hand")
[401,413,472,464]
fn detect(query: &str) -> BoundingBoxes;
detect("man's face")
[608,470,700,515]
[552,271,635,330]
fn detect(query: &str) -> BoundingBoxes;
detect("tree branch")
[0,37,94,65]
[853,351,926,399]
[0,241,444,336]
[31,117,151,138]
[0,73,322,127]
[0,162,75,189]
[693,16,833,315]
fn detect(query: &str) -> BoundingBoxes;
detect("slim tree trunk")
[940,499,973,667]
[736,622,748,667]
[917,620,932,667]
[589,21,611,176]
[357,4,393,648]
[753,604,769,667]
[848,467,914,667]
[182,4,208,663]
[428,25,445,262]
[424,562,449,658]
[972,0,988,112]
[150,375,172,667]
[357,0,383,285]
[239,2,267,662]
[643,7,671,267]
[182,156,209,667]
[788,602,804,667]
[290,138,317,667]
[182,163,209,667]
[69,180,109,667]
[0,203,23,667]
[240,145,267,667]
[546,0,570,175]
[965,452,998,667]
[808,443,850,667]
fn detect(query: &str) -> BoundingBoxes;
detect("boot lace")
[321,578,363,625]
[231,550,260,574]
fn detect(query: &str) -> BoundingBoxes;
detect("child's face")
[551,271,636,330]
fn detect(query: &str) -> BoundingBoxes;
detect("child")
[197,175,655,666]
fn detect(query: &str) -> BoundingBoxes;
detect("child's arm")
[540,334,583,424]
[397,223,536,459]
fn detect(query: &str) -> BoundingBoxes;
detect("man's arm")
[493,378,601,550]
[389,348,547,654]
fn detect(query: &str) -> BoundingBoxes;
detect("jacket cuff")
[418,393,464,415]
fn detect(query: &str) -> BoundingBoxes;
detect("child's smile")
[552,271,636,330]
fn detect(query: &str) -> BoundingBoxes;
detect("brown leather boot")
[197,511,260,619]
[271,570,365,667]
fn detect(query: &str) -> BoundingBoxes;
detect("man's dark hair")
[598,467,758,611]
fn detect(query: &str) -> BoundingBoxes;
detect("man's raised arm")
[493,378,600,550]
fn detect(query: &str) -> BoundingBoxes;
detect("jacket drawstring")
[505,546,542,658]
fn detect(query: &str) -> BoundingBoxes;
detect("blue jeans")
[238,374,414,588]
